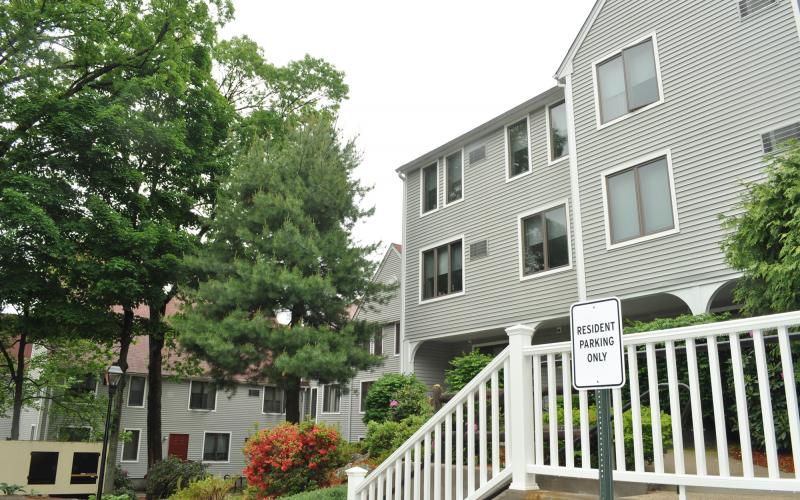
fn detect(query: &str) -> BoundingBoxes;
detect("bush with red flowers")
[244,421,344,499]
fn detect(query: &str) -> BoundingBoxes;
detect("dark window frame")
[202,432,230,462]
[548,100,569,162]
[127,375,146,408]
[189,381,217,411]
[394,323,401,356]
[520,205,570,276]
[596,36,661,125]
[421,239,464,300]
[421,163,438,214]
[322,384,341,413]
[262,386,286,414]
[372,329,383,356]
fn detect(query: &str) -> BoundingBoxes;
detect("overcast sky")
[222,0,597,259]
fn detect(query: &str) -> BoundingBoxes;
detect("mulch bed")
[730,445,795,473]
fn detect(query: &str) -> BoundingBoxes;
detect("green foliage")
[363,373,431,425]
[111,465,136,500]
[89,495,131,500]
[145,457,208,499]
[624,313,730,334]
[168,475,234,500]
[723,142,800,315]
[444,351,495,392]
[363,415,428,462]
[0,483,25,495]
[277,485,347,500]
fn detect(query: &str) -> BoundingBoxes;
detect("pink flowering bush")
[363,373,431,424]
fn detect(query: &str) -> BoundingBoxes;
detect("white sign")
[570,297,625,390]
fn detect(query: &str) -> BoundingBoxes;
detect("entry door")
[310,388,318,421]
[167,434,190,461]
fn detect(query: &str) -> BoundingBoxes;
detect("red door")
[167,434,189,461]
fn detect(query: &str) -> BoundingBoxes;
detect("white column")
[346,466,368,500]
[506,324,538,491]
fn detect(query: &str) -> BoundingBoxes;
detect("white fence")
[348,311,800,500]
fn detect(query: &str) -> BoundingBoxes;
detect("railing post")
[506,324,538,491]
[346,466,367,500]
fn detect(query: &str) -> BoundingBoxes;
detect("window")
[359,381,374,413]
[248,388,260,397]
[70,452,99,484]
[739,0,776,18]
[262,386,285,414]
[548,101,569,161]
[421,163,438,213]
[372,329,383,356]
[520,205,570,276]
[506,119,530,178]
[762,122,800,153]
[68,374,97,397]
[322,384,341,413]
[121,429,141,462]
[28,452,59,484]
[189,381,216,411]
[596,37,661,125]
[127,376,145,407]
[605,155,676,245]
[202,432,230,462]
[445,151,463,204]
[394,323,401,356]
[421,239,463,300]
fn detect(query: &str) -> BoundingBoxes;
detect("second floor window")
[422,240,463,300]
[189,381,216,411]
[596,37,660,125]
[605,155,675,244]
[262,386,285,414]
[372,330,383,356]
[548,101,569,161]
[521,205,570,276]
[127,376,146,407]
[323,384,341,413]
[422,163,438,213]
[445,151,463,203]
[507,119,530,178]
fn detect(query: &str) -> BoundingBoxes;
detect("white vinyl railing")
[348,311,800,500]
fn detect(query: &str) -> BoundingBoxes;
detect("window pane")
[423,251,435,299]
[597,55,628,124]
[545,206,569,269]
[122,430,139,461]
[549,102,569,160]
[623,39,659,110]
[446,151,462,203]
[394,323,400,355]
[263,387,284,413]
[450,241,462,293]
[204,433,229,461]
[190,382,215,410]
[522,215,545,275]
[373,330,383,356]
[638,158,674,234]
[423,164,437,212]
[607,169,641,242]
[128,376,145,407]
[507,120,529,177]
[436,245,449,296]
[360,381,373,412]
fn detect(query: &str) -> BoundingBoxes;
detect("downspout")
[398,172,408,373]
[560,73,588,301]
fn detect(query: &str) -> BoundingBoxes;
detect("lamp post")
[97,364,123,500]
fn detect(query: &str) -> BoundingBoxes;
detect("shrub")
[112,466,136,500]
[145,457,207,499]
[363,414,427,462]
[278,484,347,500]
[244,421,344,499]
[363,373,431,424]
[167,475,234,500]
[89,495,131,500]
[444,351,495,393]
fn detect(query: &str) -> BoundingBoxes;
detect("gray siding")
[117,377,285,478]
[570,0,800,299]
[356,248,402,324]
[404,98,579,343]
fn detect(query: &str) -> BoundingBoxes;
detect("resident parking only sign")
[570,297,625,390]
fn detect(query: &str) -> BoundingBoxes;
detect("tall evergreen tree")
[173,116,388,422]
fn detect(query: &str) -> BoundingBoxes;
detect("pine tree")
[173,116,389,422]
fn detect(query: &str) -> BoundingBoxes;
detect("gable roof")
[555,0,606,80]
[352,243,402,321]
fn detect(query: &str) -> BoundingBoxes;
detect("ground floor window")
[359,381,374,413]
[121,429,141,462]
[322,384,341,413]
[203,432,230,462]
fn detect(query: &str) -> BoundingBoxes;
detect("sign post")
[570,297,624,500]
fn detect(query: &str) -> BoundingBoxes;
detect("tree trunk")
[103,308,134,493]
[9,330,27,440]
[146,305,165,470]
[285,380,301,424]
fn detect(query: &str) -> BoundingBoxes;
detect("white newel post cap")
[506,324,535,339]
[346,466,368,500]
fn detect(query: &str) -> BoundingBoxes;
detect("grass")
[277,485,347,500]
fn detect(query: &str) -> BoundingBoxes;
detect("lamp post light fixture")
[97,364,123,500]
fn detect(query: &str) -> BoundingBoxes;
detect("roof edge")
[554,0,606,79]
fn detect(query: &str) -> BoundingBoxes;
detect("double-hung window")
[421,239,463,300]
[605,155,676,245]
[189,381,216,411]
[127,376,145,407]
[372,330,383,356]
[359,381,374,413]
[121,429,141,462]
[421,163,438,213]
[520,205,570,276]
[596,36,661,125]
[262,386,285,414]
[322,384,341,413]
[506,119,530,178]
[548,101,569,161]
[445,151,463,204]
[203,432,230,462]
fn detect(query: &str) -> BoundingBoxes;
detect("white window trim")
[419,161,441,217]
[600,148,680,250]
[321,384,342,414]
[120,428,142,463]
[504,115,533,183]
[187,380,218,412]
[517,199,574,282]
[546,101,570,166]
[591,32,665,130]
[393,322,401,357]
[442,148,465,208]
[358,379,376,414]
[261,385,286,415]
[126,375,147,408]
[201,431,232,464]
[418,234,466,305]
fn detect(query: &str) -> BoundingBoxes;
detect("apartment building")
[396,0,800,390]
